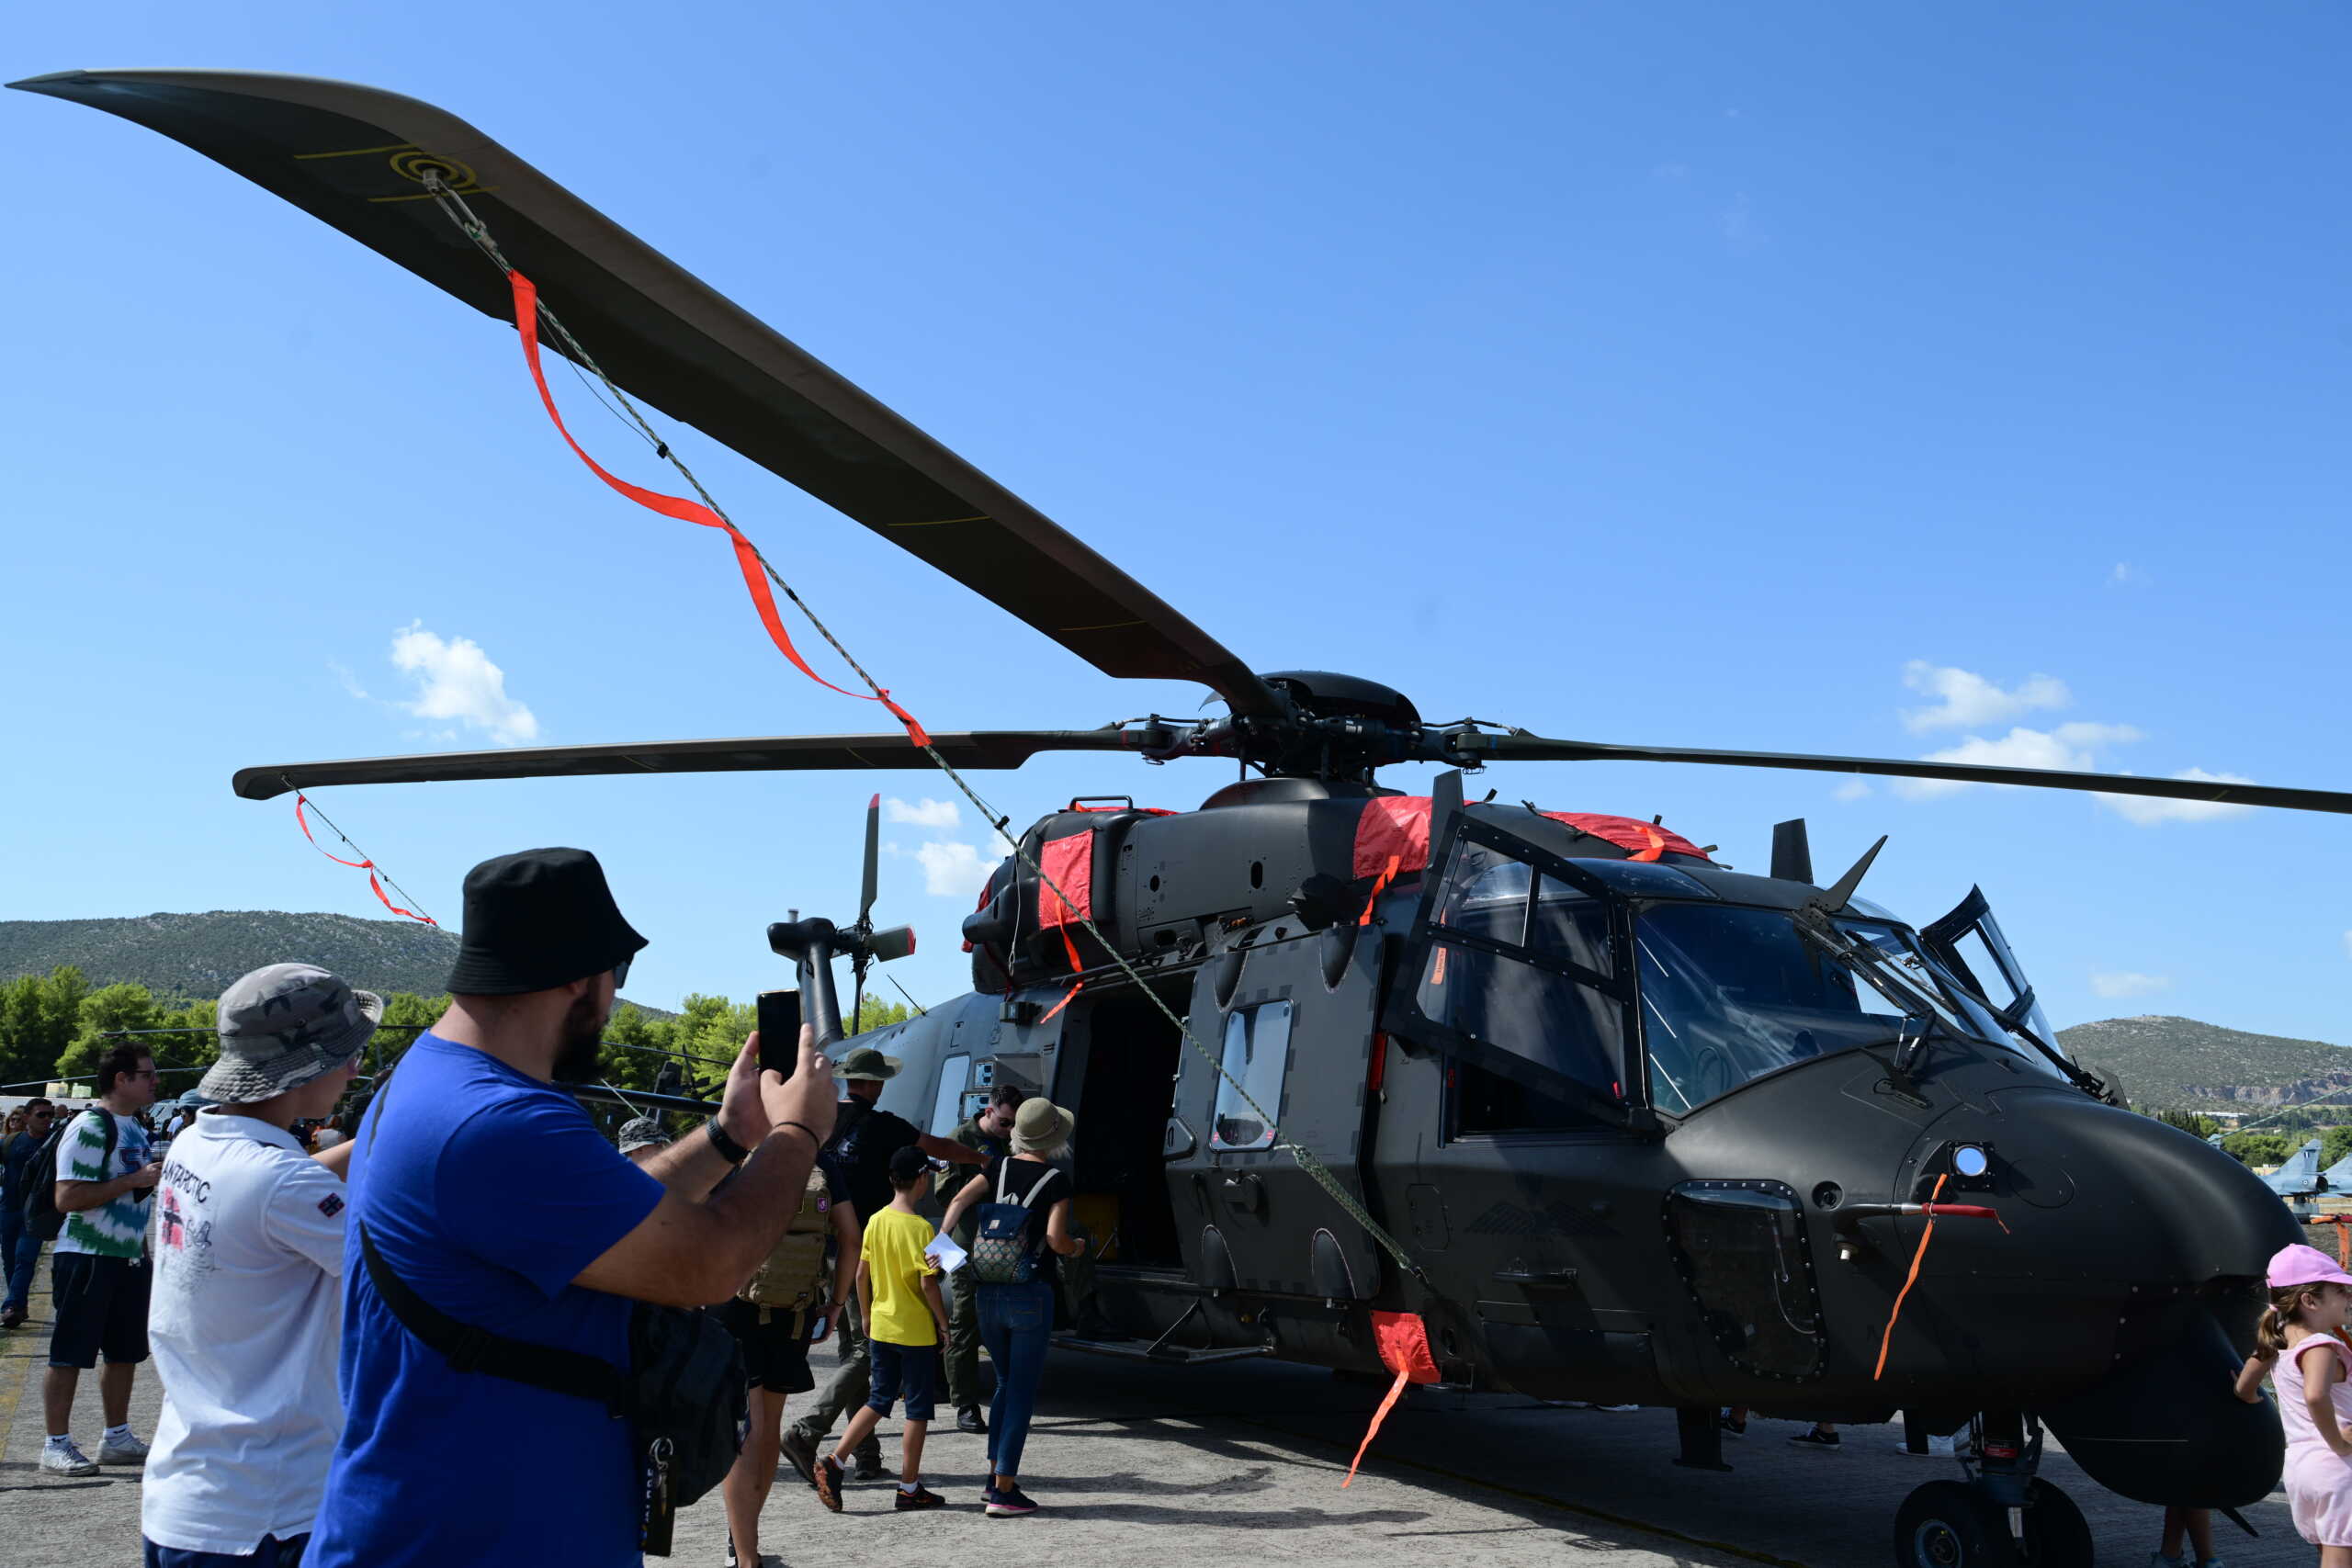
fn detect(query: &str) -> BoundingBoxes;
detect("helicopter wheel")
[2011,1482,2092,1568]
[1893,1480,2092,1568]
[1893,1481,2012,1568]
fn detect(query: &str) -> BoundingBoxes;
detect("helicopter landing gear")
[1891,1412,2091,1568]
[1671,1404,1731,1472]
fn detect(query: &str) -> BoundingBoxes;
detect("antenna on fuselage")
[1810,835,1887,914]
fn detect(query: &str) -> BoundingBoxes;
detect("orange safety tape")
[1873,1173,1948,1381]
[1343,1310,1441,1487]
[506,271,928,747]
[2336,1218,2347,1269]
[294,794,437,925]
[1359,854,1401,925]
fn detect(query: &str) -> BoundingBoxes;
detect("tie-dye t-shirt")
[57,1109,153,1259]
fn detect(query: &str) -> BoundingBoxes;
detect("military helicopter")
[22,68,2352,1568]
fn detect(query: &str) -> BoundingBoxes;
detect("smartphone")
[756,989,802,1079]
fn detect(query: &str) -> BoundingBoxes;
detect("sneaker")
[1790,1427,1841,1449]
[1591,1404,1639,1413]
[40,1439,97,1477]
[96,1432,150,1465]
[0,1304,24,1330]
[778,1428,817,1487]
[895,1485,946,1511]
[1897,1434,1957,1458]
[1719,1413,1747,1438]
[811,1454,844,1513]
[956,1405,989,1436]
[986,1486,1039,1517]
[2149,1556,2186,1568]
[851,1452,892,1483]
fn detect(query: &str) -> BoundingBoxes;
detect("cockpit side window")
[1390,821,1634,1126]
[1211,1001,1292,1152]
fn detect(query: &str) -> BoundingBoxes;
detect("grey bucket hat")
[831,1045,903,1083]
[200,964,381,1105]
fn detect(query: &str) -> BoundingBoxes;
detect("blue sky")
[4,3,2346,1042]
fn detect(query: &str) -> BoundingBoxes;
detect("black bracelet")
[774,1121,821,1147]
[703,1117,752,1167]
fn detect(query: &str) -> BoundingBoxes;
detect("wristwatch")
[703,1116,751,1167]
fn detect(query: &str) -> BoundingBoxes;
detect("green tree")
[2321,1124,2352,1175]
[2156,1109,2222,1141]
[853,998,917,1034]
[0,974,51,1088]
[54,981,164,1081]
[2222,1131,2296,1168]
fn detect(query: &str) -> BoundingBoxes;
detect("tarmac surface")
[0,1250,2314,1568]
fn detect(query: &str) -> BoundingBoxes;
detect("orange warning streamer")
[507,271,928,747]
[1343,1311,1442,1487]
[294,794,437,926]
[1358,854,1401,924]
[1872,1173,1949,1381]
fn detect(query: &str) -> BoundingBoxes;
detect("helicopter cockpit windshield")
[1636,901,2060,1115]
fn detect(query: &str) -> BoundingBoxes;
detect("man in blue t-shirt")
[310,848,841,1568]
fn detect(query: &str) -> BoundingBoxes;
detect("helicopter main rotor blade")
[13,69,1281,722]
[232,729,1144,801]
[1470,734,2352,817]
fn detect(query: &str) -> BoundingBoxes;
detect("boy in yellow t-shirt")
[814,1145,950,1512]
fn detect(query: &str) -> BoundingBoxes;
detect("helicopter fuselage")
[845,780,2291,1512]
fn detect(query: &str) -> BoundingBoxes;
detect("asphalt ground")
[0,1247,2313,1568]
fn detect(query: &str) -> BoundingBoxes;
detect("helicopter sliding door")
[1164,925,1387,1303]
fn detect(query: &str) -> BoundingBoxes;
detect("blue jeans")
[144,1533,309,1566]
[0,1203,38,1314]
[978,1277,1055,1479]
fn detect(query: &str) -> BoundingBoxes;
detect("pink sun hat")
[2268,1243,2352,1290]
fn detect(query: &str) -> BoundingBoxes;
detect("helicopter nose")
[1906,1084,2293,1291]
[1895,1086,2294,1509]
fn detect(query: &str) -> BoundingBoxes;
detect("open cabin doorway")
[1052,981,1188,1269]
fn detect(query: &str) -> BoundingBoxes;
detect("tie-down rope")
[418,175,1425,1285]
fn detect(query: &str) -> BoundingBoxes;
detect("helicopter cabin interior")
[1047,980,1189,1270]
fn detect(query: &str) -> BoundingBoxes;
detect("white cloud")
[1832,780,1872,801]
[2090,971,2170,999]
[910,840,992,900]
[330,661,370,701]
[387,622,539,746]
[885,797,960,830]
[1900,661,2071,733]
[2094,768,2259,827]
[2109,562,2142,586]
[1894,722,2143,799]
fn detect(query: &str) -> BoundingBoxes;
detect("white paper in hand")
[924,1233,970,1274]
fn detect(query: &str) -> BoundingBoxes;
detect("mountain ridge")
[2057,1014,2352,1112]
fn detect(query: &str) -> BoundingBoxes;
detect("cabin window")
[929,1055,968,1136]
[1211,1000,1292,1152]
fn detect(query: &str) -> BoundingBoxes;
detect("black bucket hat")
[445,847,648,996]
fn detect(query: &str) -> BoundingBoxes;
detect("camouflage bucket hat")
[200,964,381,1105]
[616,1115,671,1155]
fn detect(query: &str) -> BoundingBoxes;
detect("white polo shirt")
[142,1109,349,1554]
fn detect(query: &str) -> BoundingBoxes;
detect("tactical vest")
[738,1164,833,1329]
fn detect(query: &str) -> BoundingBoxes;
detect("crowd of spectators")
[4,844,1089,1568]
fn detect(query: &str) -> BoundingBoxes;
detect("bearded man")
[309,847,838,1568]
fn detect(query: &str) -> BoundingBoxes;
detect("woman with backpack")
[938,1098,1083,1517]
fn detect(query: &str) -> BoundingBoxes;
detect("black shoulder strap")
[357,1222,625,1411]
[356,1066,626,1413]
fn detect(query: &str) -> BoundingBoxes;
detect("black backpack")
[21,1111,118,1244]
